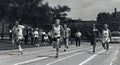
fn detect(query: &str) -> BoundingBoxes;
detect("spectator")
[75,30,82,47]
[33,28,39,46]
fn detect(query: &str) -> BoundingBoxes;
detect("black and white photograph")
[0,0,120,65]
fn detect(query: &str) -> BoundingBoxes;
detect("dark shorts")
[52,37,60,41]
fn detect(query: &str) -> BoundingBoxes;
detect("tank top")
[64,28,70,38]
[102,29,109,38]
[53,25,61,38]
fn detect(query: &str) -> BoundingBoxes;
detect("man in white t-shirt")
[33,28,39,46]
[12,21,25,54]
[75,30,82,47]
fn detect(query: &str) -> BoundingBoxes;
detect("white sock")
[18,45,23,51]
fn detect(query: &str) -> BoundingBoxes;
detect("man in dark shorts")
[89,24,100,53]
[52,19,64,58]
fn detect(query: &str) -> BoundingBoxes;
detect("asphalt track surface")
[0,42,120,65]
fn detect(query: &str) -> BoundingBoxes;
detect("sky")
[44,0,120,21]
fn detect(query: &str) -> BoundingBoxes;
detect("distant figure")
[43,33,49,44]
[33,28,39,47]
[75,30,82,47]
[12,21,25,54]
[29,28,35,46]
[63,24,71,51]
[9,29,12,40]
[24,26,29,45]
[101,24,111,54]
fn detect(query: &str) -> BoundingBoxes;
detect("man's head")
[104,24,108,30]
[15,21,19,26]
[55,19,60,25]
[77,29,80,32]
[35,28,39,31]
[30,28,34,31]
[64,24,67,29]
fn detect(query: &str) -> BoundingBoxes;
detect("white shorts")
[102,38,110,43]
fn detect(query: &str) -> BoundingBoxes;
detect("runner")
[101,24,111,54]
[12,21,25,54]
[29,28,35,46]
[75,29,82,47]
[63,24,71,51]
[90,24,100,53]
[52,19,64,58]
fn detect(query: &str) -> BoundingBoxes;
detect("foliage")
[0,0,71,29]
[97,12,120,31]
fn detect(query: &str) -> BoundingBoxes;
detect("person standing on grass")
[101,24,111,54]
[12,21,25,54]
[24,26,29,45]
[29,28,35,46]
[33,28,39,47]
[75,30,82,47]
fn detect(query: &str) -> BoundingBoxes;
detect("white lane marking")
[79,50,105,65]
[58,47,92,56]
[79,46,113,65]
[14,47,91,65]
[1,46,80,63]
[110,49,119,65]
[46,48,95,65]
[14,57,48,65]
[46,52,85,65]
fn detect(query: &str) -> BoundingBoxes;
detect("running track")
[0,42,120,65]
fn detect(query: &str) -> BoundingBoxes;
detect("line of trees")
[97,10,120,31]
[0,0,71,29]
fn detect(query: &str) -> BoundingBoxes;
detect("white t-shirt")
[44,35,48,40]
[12,25,25,39]
[34,31,39,38]
[75,32,82,37]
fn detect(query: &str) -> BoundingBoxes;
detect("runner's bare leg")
[56,38,60,58]
[17,39,23,54]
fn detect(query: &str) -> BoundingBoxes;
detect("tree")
[97,12,111,22]
[0,0,71,30]
[50,5,71,23]
[97,11,120,31]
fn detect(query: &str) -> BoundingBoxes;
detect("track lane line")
[14,47,92,65]
[1,45,83,62]
[46,47,103,65]
[110,48,119,65]
[79,46,114,65]
[14,57,48,65]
